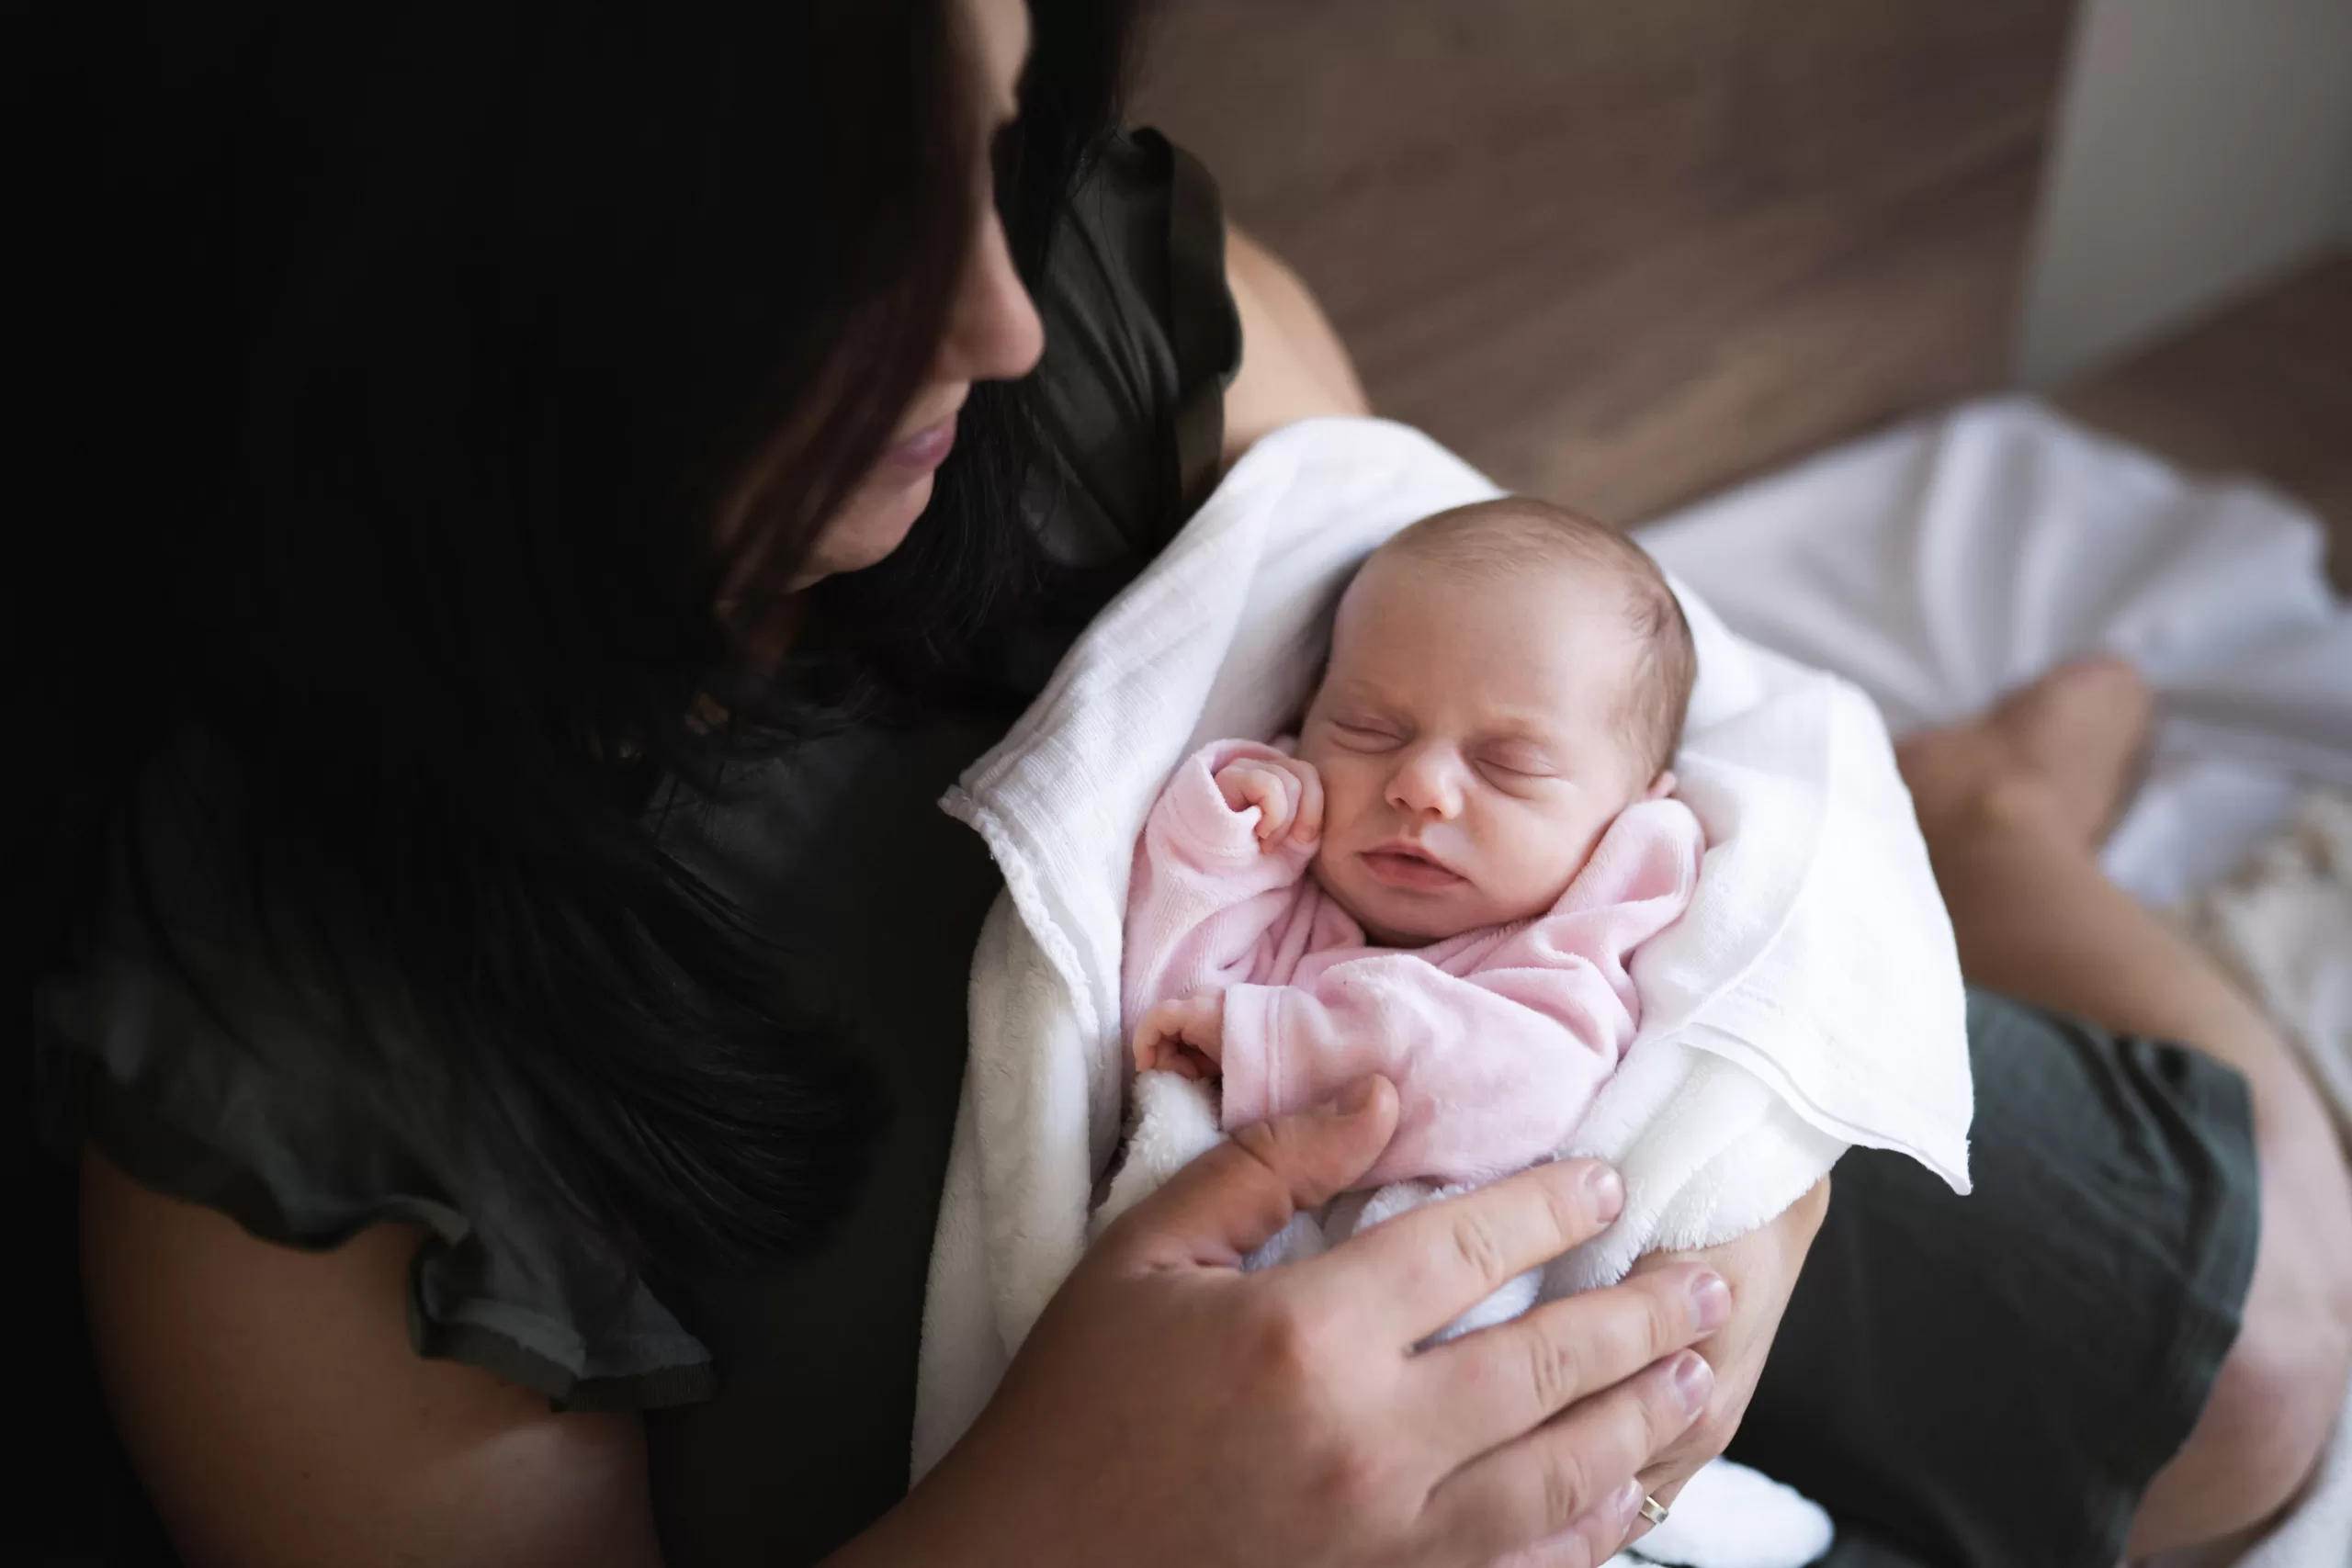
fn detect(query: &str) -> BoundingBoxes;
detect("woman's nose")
[940,209,1046,385]
[1386,745,1465,818]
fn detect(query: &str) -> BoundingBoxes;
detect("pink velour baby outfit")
[1123,740,1706,1188]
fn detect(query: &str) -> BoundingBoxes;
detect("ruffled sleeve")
[38,763,713,1413]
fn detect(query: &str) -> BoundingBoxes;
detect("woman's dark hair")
[42,0,1137,1266]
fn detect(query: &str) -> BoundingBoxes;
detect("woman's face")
[790,0,1044,590]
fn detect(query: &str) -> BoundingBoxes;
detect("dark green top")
[37,128,1238,1567]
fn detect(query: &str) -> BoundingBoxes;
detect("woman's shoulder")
[38,732,713,1412]
[1025,129,1241,573]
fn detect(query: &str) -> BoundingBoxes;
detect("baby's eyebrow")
[1470,735,1568,773]
[1318,680,1404,715]
[1473,716,1566,749]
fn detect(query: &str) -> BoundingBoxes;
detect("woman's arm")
[92,1085,1724,1568]
[81,1148,662,1568]
[1221,224,1371,463]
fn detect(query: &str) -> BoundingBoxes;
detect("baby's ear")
[1645,770,1679,801]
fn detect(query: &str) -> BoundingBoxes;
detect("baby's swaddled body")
[1105,497,1705,1317]
[1125,739,1700,1190]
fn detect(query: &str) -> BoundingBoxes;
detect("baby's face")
[1298,554,1666,946]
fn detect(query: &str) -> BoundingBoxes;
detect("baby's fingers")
[1131,1005,1182,1070]
[1217,764,1288,842]
[1290,762,1324,845]
[1245,768,1299,844]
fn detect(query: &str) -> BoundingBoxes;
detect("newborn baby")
[1118,497,1704,1223]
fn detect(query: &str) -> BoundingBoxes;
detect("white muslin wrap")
[910,417,1973,1568]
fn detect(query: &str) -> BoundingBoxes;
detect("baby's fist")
[1132,993,1227,1081]
[1215,755,1324,849]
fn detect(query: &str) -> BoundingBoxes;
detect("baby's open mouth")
[1360,843,1466,890]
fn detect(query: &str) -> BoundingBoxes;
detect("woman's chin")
[802,476,934,583]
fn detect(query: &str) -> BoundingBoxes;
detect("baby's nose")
[1388,746,1465,816]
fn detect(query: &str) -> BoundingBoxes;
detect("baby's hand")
[1132,993,1227,1081]
[1214,755,1324,849]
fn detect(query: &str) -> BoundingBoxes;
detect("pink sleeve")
[1121,740,1317,1034]
[1218,798,1704,1187]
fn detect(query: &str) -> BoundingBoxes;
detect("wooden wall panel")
[2055,252,2352,591]
[1131,0,2079,523]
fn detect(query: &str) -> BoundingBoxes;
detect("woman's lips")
[1359,845,1465,890]
[881,412,958,476]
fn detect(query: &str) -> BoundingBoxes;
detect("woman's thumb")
[1102,1076,1399,1269]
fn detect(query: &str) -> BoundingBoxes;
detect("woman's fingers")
[1412,1262,1729,1459]
[1480,1481,1646,1568]
[1616,1176,1829,1510]
[1093,1076,1399,1269]
[1305,1159,1625,1342]
[1620,1469,1688,1556]
[1429,1349,1713,1561]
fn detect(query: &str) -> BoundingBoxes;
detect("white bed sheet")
[1637,396,2350,905]
[1632,396,2352,1568]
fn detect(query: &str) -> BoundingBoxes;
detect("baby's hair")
[1377,497,1696,777]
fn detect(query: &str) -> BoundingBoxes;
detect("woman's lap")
[1726,987,2260,1568]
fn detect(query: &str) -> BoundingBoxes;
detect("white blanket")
[911,417,1974,1568]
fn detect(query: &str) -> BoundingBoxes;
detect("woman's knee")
[2133,1125,2352,1551]
[2132,1267,2346,1550]
[2207,1265,2350,1500]
[2259,1116,2352,1374]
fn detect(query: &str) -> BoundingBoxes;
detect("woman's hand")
[1621,1178,1830,1540]
[844,1078,1728,1568]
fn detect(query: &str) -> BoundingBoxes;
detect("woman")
[37,3,2349,1566]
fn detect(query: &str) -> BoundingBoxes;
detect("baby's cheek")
[1310,761,1370,838]
[1506,811,1603,904]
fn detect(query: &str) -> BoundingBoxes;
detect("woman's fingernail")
[1689,1270,1731,1331]
[1335,1077,1381,1115]
[1583,1162,1625,1221]
[1670,1350,1713,1416]
[1609,1477,1645,1528]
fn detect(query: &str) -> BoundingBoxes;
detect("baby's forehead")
[1346,537,1650,626]
[1328,548,1657,702]
[1327,572,1646,698]
[1330,501,1693,776]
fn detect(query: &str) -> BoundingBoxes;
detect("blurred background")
[1131,0,2352,583]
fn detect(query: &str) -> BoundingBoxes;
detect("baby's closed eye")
[1475,744,1559,781]
[1327,718,1405,751]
